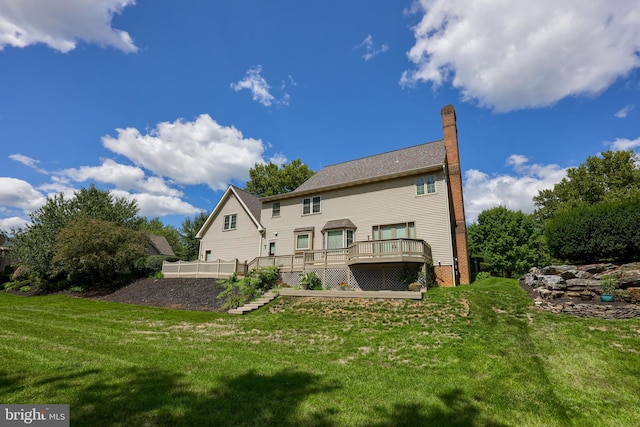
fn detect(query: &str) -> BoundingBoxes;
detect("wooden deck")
[278,289,422,300]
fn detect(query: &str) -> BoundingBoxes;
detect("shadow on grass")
[369,389,508,427]
[65,367,339,426]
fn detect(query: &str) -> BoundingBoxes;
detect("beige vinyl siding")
[260,171,454,267]
[199,194,261,262]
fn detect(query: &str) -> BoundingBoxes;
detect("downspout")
[443,164,457,286]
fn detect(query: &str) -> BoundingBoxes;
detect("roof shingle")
[286,140,446,196]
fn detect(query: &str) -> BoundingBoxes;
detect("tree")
[534,150,640,221]
[50,218,149,282]
[179,211,208,260]
[244,159,314,197]
[468,207,549,278]
[10,185,143,285]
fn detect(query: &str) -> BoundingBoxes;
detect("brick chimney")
[441,105,471,285]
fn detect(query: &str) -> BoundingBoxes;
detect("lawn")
[1,278,639,426]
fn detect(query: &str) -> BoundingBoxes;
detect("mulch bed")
[91,278,226,312]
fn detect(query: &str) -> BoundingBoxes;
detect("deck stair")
[227,291,278,315]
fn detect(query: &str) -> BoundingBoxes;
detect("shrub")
[217,266,281,309]
[546,198,640,263]
[474,272,491,282]
[299,271,322,290]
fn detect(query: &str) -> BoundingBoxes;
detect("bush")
[299,271,322,290]
[474,272,491,282]
[217,266,281,309]
[546,198,640,263]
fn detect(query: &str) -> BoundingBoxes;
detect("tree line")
[469,150,640,278]
[1,159,313,291]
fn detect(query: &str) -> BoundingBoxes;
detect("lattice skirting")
[281,264,425,291]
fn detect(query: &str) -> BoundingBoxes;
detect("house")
[195,105,470,288]
[146,234,176,257]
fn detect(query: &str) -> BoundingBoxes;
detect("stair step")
[227,291,278,315]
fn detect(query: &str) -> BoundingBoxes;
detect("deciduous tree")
[468,206,549,278]
[534,150,640,221]
[179,211,208,260]
[244,159,314,197]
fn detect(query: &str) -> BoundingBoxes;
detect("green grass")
[1,278,639,426]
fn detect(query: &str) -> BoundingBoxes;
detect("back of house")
[196,105,470,288]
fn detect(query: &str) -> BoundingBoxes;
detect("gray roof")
[264,140,446,200]
[231,185,262,222]
[322,219,357,231]
[148,235,175,256]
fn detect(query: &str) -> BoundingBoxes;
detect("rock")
[581,263,616,274]
[542,265,576,275]
[565,278,600,291]
[541,275,566,290]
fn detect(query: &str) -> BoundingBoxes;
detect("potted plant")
[338,282,349,291]
[299,271,321,290]
[599,274,617,302]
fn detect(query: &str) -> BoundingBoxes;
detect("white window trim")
[416,175,437,196]
[325,228,356,249]
[223,213,237,231]
[295,232,312,251]
[302,196,321,215]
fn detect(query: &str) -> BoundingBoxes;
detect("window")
[302,196,321,215]
[325,229,355,249]
[296,233,311,250]
[416,175,436,195]
[372,222,415,240]
[205,250,212,261]
[272,202,280,217]
[269,242,276,256]
[223,214,237,230]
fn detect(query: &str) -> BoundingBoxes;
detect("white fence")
[162,259,247,278]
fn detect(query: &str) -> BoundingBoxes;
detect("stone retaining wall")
[521,262,640,319]
[521,263,640,300]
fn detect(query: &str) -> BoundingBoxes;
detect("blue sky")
[1,0,639,232]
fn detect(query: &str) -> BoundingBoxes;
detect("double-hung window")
[294,227,314,251]
[272,202,280,217]
[223,213,237,230]
[416,175,436,195]
[302,196,321,215]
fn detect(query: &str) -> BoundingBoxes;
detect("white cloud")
[231,66,275,107]
[101,114,266,190]
[614,104,636,118]
[0,216,29,232]
[606,137,640,152]
[0,177,47,213]
[59,159,182,197]
[402,0,640,112]
[463,156,567,223]
[0,0,138,53]
[111,190,200,218]
[9,154,48,174]
[356,35,389,61]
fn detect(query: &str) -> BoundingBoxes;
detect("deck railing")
[249,239,431,272]
[162,259,247,278]
[348,239,432,262]
[162,239,432,279]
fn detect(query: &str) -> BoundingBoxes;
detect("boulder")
[541,275,566,290]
